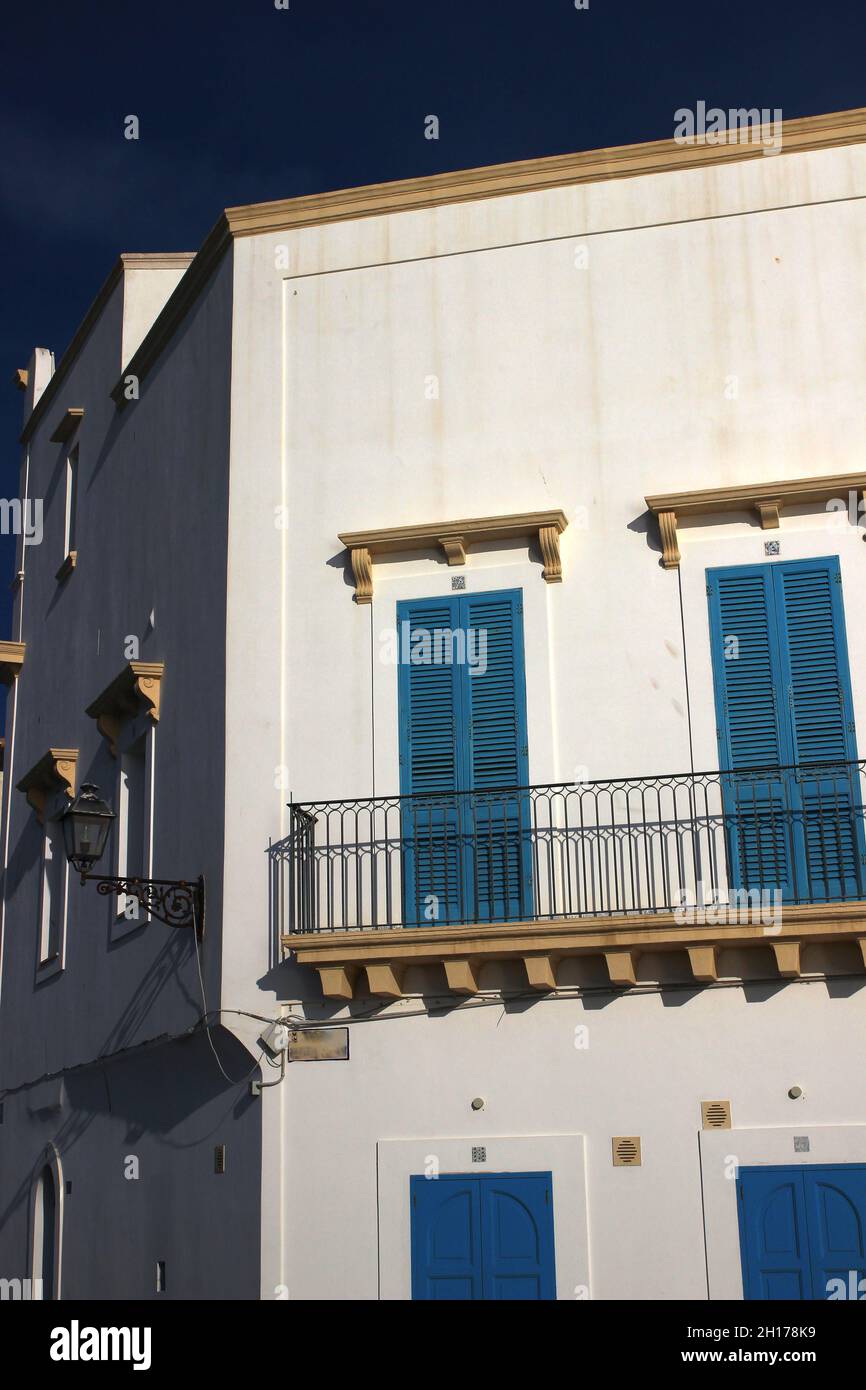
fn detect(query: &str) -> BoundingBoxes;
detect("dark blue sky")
[2,0,864,640]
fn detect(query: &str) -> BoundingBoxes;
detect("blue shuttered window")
[399,600,464,921]
[707,556,864,902]
[775,565,862,896]
[397,590,531,926]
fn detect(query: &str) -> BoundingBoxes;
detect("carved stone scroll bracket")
[657,510,680,569]
[538,524,563,583]
[349,547,373,604]
[17,748,79,824]
[86,661,165,757]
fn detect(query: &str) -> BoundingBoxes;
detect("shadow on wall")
[0,1028,261,1282]
[627,509,663,563]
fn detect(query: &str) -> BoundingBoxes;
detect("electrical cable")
[191,898,268,1087]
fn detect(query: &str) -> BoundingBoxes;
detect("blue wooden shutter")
[397,590,531,926]
[462,591,531,921]
[773,558,864,900]
[707,567,793,896]
[397,597,464,924]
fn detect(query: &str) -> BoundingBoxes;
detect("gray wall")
[0,247,262,1297]
[0,1031,261,1300]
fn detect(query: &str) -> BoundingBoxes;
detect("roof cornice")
[224,106,866,238]
[22,106,866,432]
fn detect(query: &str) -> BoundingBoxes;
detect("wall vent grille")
[701,1100,732,1130]
[612,1136,642,1167]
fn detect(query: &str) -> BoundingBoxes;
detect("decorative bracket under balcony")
[645,471,866,569]
[0,640,26,686]
[17,748,78,824]
[338,510,568,603]
[283,903,866,1001]
[86,660,165,756]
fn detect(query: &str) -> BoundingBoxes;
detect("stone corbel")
[348,547,373,605]
[17,748,78,824]
[687,946,719,982]
[86,661,165,756]
[604,949,638,988]
[538,524,563,582]
[365,963,405,998]
[444,959,481,995]
[437,535,466,566]
[772,941,801,978]
[0,640,26,686]
[524,954,558,991]
[657,510,680,569]
[755,498,781,529]
[317,965,358,1000]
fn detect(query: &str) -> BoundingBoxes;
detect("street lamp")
[61,782,204,936]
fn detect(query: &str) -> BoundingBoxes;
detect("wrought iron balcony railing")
[271,761,866,936]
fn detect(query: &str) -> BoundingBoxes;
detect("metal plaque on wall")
[288,1027,350,1062]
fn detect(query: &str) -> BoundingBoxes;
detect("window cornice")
[645,471,866,568]
[338,509,568,603]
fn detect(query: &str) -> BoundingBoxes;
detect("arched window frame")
[29,1143,64,1300]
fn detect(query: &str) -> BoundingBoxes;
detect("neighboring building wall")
[0,1032,261,1300]
[0,249,262,1297]
[219,138,866,1296]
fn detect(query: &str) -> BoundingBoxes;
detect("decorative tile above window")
[337,510,568,603]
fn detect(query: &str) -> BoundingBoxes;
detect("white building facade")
[2,106,866,1301]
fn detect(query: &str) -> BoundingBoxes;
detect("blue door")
[739,1165,866,1300]
[707,557,865,902]
[397,590,532,926]
[410,1172,556,1300]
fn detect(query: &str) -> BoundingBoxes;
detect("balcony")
[272,761,866,998]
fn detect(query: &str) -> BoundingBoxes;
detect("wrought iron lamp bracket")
[80,873,205,938]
